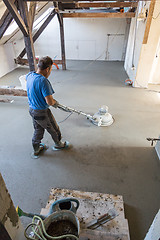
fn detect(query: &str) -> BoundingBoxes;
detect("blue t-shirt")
[26,72,55,110]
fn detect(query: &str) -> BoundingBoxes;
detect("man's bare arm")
[45,95,58,106]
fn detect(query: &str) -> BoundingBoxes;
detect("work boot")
[33,143,48,156]
[52,141,70,150]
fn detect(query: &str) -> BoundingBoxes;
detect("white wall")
[124,1,149,87]
[0,42,16,78]
[149,36,160,84]
[0,4,17,78]
[64,18,127,61]
[145,209,160,240]
[125,1,160,87]
[13,15,128,61]
[136,0,160,87]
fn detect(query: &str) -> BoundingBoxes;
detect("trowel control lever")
[147,138,160,146]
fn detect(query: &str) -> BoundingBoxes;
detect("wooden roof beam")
[0,0,16,27]
[3,0,28,36]
[24,0,138,2]
[61,2,138,10]
[75,2,138,8]
[19,9,56,58]
[143,0,156,44]
[0,13,13,39]
[63,12,136,18]
[0,0,17,39]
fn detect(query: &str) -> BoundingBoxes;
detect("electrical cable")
[58,112,73,123]
[24,215,79,240]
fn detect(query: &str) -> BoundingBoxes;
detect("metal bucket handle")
[49,198,79,214]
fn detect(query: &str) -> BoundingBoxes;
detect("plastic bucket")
[19,75,27,90]
[43,210,80,239]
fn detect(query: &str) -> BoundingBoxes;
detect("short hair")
[38,56,53,70]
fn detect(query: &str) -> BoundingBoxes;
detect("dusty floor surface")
[0,60,160,240]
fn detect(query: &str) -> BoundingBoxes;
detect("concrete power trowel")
[57,103,114,127]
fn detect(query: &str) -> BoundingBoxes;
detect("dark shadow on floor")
[1,144,159,240]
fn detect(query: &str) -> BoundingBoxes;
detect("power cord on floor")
[58,112,73,124]
[24,215,79,240]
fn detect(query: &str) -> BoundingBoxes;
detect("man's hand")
[52,101,59,108]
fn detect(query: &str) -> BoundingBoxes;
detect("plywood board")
[40,188,130,239]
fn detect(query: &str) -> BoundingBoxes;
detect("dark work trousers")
[29,108,61,149]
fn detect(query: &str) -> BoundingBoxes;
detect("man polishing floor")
[26,56,69,158]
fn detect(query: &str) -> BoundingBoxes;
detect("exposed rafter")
[0,2,51,44]
[143,0,156,44]
[75,2,138,8]
[22,0,137,18]
[0,0,15,27]
[60,1,137,10]
[0,12,13,39]
[24,0,137,2]
[3,0,28,36]
[19,9,56,58]
[63,12,136,18]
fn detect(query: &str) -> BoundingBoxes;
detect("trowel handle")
[49,198,80,214]
[69,198,80,210]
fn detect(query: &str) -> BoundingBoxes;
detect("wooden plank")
[15,57,63,65]
[80,229,129,240]
[24,0,136,2]
[75,2,138,8]
[62,2,137,10]
[18,0,37,71]
[63,12,135,18]
[0,87,27,96]
[40,188,130,239]
[0,222,12,240]
[57,13,66,70]
[3,0,28,36]
[19,9,56,58]
[143,0,156,44]
[61,3,76,10]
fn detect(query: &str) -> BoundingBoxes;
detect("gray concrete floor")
[0,60,160,240]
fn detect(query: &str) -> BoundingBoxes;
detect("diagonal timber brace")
[19,9,56,59]
[3,0,28,36]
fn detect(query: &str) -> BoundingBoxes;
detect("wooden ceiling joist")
[24,0,137,2]
[63,12,136,18]
[143,0,156,44]
[62,2,138,9]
